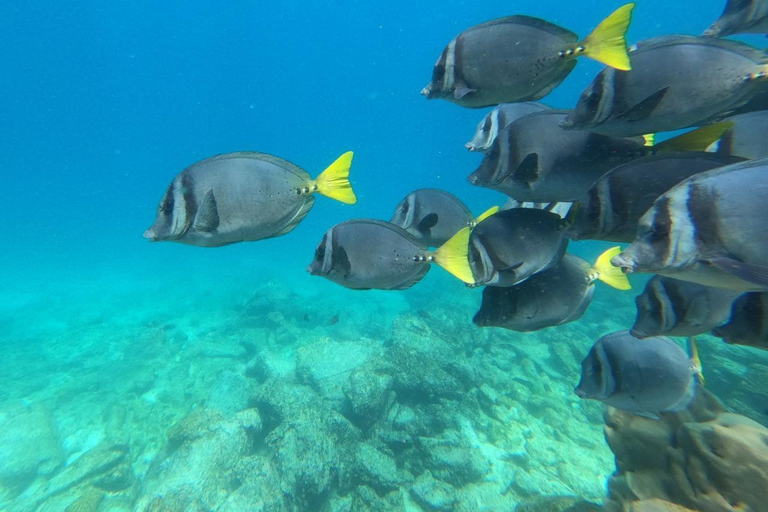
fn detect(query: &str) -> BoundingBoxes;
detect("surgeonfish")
[704,0,768,37]
[575,331,702,417]
[561,36,768,137]
[307,219,472,290]
[712,111,768,160]
[468,110,730,203]
[468,208,568,287]
[565,152,744,243]
[612,158,768,292]
[473,248,630,332]
[421,4,634,108]
[144,151,355,247]
[389,188,497,247]
[465,102,551,151]
[632,276,742,338]
[712,292,768,351]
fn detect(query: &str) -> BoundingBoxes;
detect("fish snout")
[467,174,479,186]
[558,117,575,130]
[574,386,588,399]
[143,229,157,241]
[420,85,432,98]
[465,142,476,151]
[611,252,635,274]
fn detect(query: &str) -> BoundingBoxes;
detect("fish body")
[712,292,768,350]
[466,102,551,151]
[632,276,742,338]
[473,254,596,331]
[562,36,768,137]
[575,330,698,416]
[612,158,768,292]
[308,219,472,290]
[421,5,634,108]
[389,189,472,247]
[705,0,768,37]
[144,152,355,247]
[468,208,568,287]
[468,110,647,202]
[566,152,743,243]
[715,110,768,160]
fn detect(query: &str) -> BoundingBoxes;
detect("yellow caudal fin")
[643,133,655,147]
[432,226,474,284]
[688,336,705,386]
[473,206,499,225]
[593,246,631,290]
[312,151,357,204]
[655,122,734,153]
[581,3,635,71]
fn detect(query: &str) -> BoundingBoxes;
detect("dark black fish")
[712,292,768,350]
[421,5,634,108]
[704,0,768,37]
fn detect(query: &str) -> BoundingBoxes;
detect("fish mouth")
[610,252,635,274]
[465,143,476,151]
[558,117,576,130]
[143,229,157,241]
[629,327,648,339]
[574,386,588,399]
[467,173,480,186]
[702,25,720,37]
[420,85,433,98]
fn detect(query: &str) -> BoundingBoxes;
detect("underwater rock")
[417,431,489,486]
[351,485,406,512]
[205,370,251,414]
[387,345,465,402]
[0,404,63,498]
[42,443,130,502]
[245,349,296,383]
[627,500,698,512]
[216,456,287,512]
[296,339,379,409]
[548,343,582,378]
[353,443,409,494]
[64,488,104,512]
[410,470,457,511]
[343,364,394,430]
[603,389,768,512]
[515,495,603,512]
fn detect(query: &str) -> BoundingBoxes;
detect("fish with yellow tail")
[474,247,630,332]
[145,151,355,247]
[421,4,635,108]
[307,220,472,290]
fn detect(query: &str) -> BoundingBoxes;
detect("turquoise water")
[2,1,768,511]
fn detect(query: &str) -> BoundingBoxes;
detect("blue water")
[2,1,768,511]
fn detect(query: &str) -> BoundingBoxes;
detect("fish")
[712,292,768,350]
[502,198,573,219]
[465,102,551,151]
[473,248,630,332]
[468,110,729,203]
[421,4,634,108]
[468,208,568,287]
[561,35,768,137]
[389,188,497,246]
[632,276,742,338]
[575,330,702,417]
[307,219,472,290]
[144,151,355,247]
[704,0,768,37]
[612,158,768,292]
[566,152,744,243]
[712,111,768,160]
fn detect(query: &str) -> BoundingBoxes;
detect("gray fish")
[632,276,742,338]
[473,250,630,331]
[712,292,768,350]
[465,102,551,151]
[421,4,634,108]
[144,151,355,247]
[575,330,700,417]
[713,110,768,160]
[389,189,472,247]
[561,35,768,137]
[307,219,472,290]
[566,152,744,243]
[468,208,568,287]
[704,0,768,37]
[612,158,768,292]
[468,110,655,202]
[502,198,573,218]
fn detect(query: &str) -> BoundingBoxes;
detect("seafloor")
[1,250,766,512]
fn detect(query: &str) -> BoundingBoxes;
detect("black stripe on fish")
[687,181,722,249]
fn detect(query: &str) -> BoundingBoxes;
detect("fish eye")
[161,199,174,215]
[315,243,326,261]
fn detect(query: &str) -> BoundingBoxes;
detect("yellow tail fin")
[581,3,635,71]
[432,226,474,284]
[473,206,499,225]
[593,246,631,290]
[688,336,705,386]
[654,122,734,153]
[312,151,357,204]
[643,133,655,147]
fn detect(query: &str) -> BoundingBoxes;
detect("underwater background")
[2,1,768,511]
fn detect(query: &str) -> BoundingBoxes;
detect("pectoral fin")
[616,87,669,122]
[454,82,476,100]
[416,213,439,233]
[193,190,220,232]
[513,153,540,185]
[708,256,768,289]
